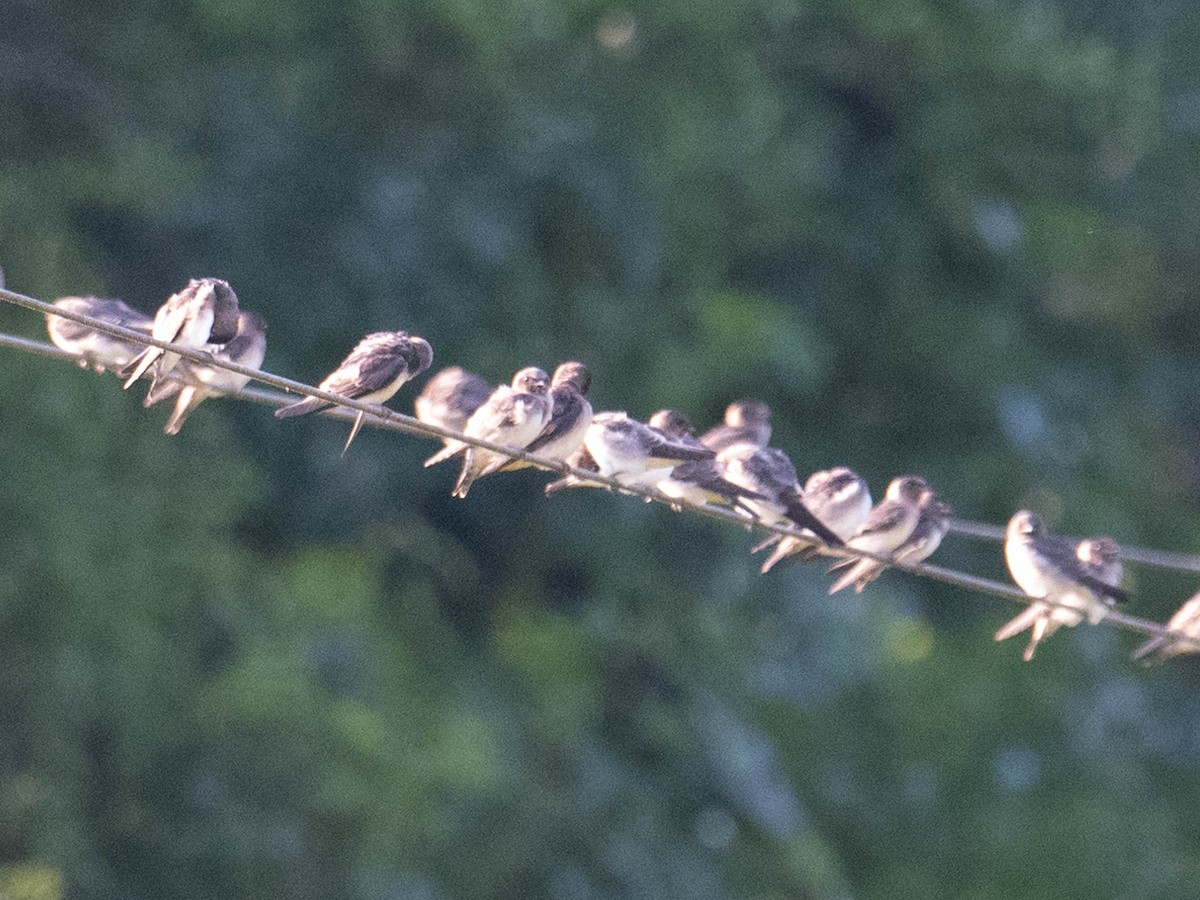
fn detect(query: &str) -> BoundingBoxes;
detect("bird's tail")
[994,604,1044,644]
[452,450,479,499]
[780,491,844,547]
[750,534,782,555]
[1130,635,1170,665]
[341,411,366,456]
[144,376,183,409]
[274,395,331,419]
[163,386,202,436]
[121,346,162,390]
[760,537,807,574]
[828,557,883,594]
[423,441,465,468]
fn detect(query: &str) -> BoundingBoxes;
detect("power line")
[947,519,1200,576]
[4,284,1199,657]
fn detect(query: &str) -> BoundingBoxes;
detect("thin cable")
[6,286,1200,655]
[948,519,1200,575]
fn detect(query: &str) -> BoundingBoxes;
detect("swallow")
[143,312,267,435]
[544,410,716,495]
[827,482,947,593]
[1076,536,1124,589]
[699,401,772,454]
[995,511,1130,661]
[46,296,154,373]
[1131,592,1200,664]
[757,467,873,573]
[495,361,593,473]
[121,278,241,390]
[645,409,764,510]
[719,446,845,547]
[423,367,548,467]
[647,409,702,446]
[414,366,492,466]
[447,367,553,497]
[274,331,433,454]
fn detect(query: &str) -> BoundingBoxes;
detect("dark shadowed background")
[3,1,1200,897]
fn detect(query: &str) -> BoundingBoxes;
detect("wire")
[947,519,1200,575]
[5,284,1200,657]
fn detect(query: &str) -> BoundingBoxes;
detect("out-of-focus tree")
[2,0,1200,897]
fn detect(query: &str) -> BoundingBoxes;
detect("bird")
[823,476,928,592]
[827,482,948,592]
[647,409,702,446]
[274,331,433,454]
[893,496,954,567]
[496,361,593,473]
[544,410,716,495]
[646,409,765,511]
[1076,536,1124,589]
[995,511,1129,661]
[121,278,241,390]
[698,401,772,454]
[1131,592,1200,664]
[757,467,873,573]
[142,311,267,435]
[448,367,553,498]
[46,296,154,373]
[718,445,845,547]
[414,366,492,466]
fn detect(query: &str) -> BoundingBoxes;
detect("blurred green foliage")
[3,0,1200,897]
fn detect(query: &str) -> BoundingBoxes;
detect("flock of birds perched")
[31,275,1200,665]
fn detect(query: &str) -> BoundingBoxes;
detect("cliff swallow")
[47,296,153,373]
[122,278,240,390]
[275,330,433,454]
[449,366,553,497]
[414,366,492,466]
[995,511,1129,661]
[143,311,267,434]
[758,467,873,573]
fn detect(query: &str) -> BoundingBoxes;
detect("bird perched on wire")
[121,278,241,391]
[756,467,873,573]
[46,296,154,373]
[414,366,492,466]
[1131,592,1200,664]
[143,311,267,435]
[827,480,946,593]
[646,409,765,511]
[495,361,593,473]
[698,400,772,455]
[1075,536,1124,589]
[718,445,844,547]
[544,410,716,495]
[275,330,433,454]
[433,366,554,498]
[994,511,1129,661]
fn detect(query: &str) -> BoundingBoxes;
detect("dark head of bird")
[404,335,434,376]
[237,311,267,335]
[931,498,954,519]
[1078,536,1120,567]
[1007,510,1044,542]
[885,475,930,504]
[551,361,591,394]
[195,277,241,343]
[512,366,550,395]
[647,409,696,440]
[820,467,865,493]
[725,400,770,427]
